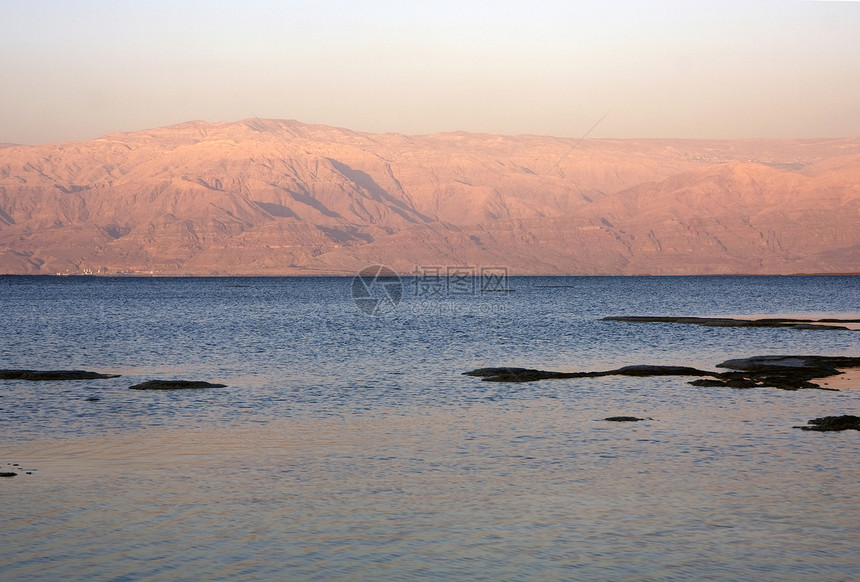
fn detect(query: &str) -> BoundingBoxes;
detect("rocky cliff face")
[0,119,858,275]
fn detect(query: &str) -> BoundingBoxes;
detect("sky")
[1,0,858,144]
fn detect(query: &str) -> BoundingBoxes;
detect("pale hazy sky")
[1,0,858,144]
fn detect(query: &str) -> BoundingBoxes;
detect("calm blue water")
[1,275,859,580]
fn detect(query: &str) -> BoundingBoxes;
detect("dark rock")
[85,397,101,402]
[604,416,652,422]
[603,315,854,331]
[128,380,227,390]
[0,472,17,477]
[689,379,732,387]
[463,367,593,382]
[718,355,860,374]
[714,356,860,390]
[686,356,858,390]
[722,379,760,389]
[464,365,716,383]
[0,369,120,380]
[690,377,759,388]
[611,365,715,377]
[795,415,860,432]
[464,367,560,380]
[465,354,858,390]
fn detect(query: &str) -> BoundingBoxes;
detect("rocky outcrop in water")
[0,369,120,380]
[701,356,860,390]
[794,415,860,431]
[1,462,33,477]
[603,316,859,331]
[464,355,860,390]
[464,365,716,383]
[128,380,227,390]
[603,416,652,422]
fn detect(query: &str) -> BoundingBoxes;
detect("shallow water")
[2,275,859,580]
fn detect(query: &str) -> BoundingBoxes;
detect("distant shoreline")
[2,273,860,279]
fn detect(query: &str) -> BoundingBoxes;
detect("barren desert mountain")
[0,119,858,275]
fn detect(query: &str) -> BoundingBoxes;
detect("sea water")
[1,275,859,580]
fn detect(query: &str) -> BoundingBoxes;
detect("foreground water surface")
[2,275,859,580]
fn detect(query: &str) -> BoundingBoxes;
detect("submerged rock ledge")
[603,316,859,331]
[794,415,860,432]
[0,369,120,381]
[465,365,715,383]
[128,380,227,390]
[464,355,860,390]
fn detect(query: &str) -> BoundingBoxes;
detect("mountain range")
[1,119,858,275]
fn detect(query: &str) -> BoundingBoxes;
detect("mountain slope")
[0,120,858,275]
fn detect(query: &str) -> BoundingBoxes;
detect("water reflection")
[4,397,860,580]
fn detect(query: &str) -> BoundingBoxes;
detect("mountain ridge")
[1,119,858,275]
